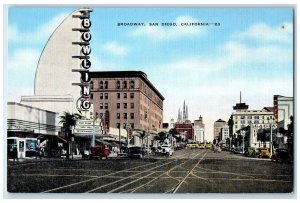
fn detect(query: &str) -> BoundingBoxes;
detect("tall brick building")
[89,71,164,133]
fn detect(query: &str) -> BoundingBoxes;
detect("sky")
[6,6,294,141]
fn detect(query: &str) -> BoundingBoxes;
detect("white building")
[7,102,58,137]
[232,109,275,148]
[194,116,205,143]
[221,124,229,143]
[274,95,293,129]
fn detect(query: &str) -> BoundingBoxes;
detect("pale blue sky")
[6,7,294,140]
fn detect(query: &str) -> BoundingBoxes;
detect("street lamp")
[268,116,275,157]
[91,112,99,147]
[241,130,245,154]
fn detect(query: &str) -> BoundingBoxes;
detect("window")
[117,93,120,99]
[117,113,120,119]
[100,93,103,99]
[130,80,135,89]
[104,81,108,89]
[100,81,104,89]
[124,93,127,99]
[123,113,127,119]
[117,123,120,128]
[130,113,134,119]
[90,81,94,89]
[123,123,127,129]
[254,116,259,119]
[235,125,238,129]
[124,103,127,109]
[130,93,134,99]
[104,103,108,109]
[247,116,252,119]
[104,93,108,99]
[116,80,120,89]
[90,93,93,99]
[130,103,134,109]
[117,103,120,109]
[100,113,104,118]
[131,123,134,129]
[241,116,245,119]
[123,81,127,89]
[100,103,103,109]
[241,120,245,124]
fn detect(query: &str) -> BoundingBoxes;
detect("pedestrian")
[13,147,18,163]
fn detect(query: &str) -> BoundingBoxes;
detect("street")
[7,149,293,193]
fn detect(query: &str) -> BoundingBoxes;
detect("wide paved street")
[7,149,293,193]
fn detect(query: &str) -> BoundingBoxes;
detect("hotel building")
[89,71,164,133]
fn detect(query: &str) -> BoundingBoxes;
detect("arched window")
[130,80,135,89]
[123,81,127,89]
[116,80,120,89]
[104,81,108,89]
[99,81,103,89]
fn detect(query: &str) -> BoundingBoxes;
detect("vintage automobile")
[160,145,174,156]
[205,143,212,149]
[198,143,205,149]
[89,145,110,159]
[271,148,290,163]
[186,143,198,149]
[127,146,146,158]
[258,147,271,158]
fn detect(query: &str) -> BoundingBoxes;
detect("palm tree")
[154,131,167,142]
[134,130,149,147]
[59,111,82,159]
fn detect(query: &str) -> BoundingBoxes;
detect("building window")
[254,116,259,119]
[241,120,245,124]
[100,93,103,99]
[100,113,104,118]
[247,116,252,119]
[123,123,127,129]
[124,93,127,99]
[131,123,134,129]
[100,81,104,89]
[130,80,135,89]
[124,103,127,109]
[235,125,238,129]
[241,116,245,119]
[116,81,120,89]
[104,81,108,89]
[104,103,108,109]
[100,103,103,109]
[117,103,120,109]
[123,81,127,89]
[130,103,134,109]
[90,81,94,89]
[130,92,134,99]
[104,93,108,99]
[117,113,120,119]
[123,113,127,119]
[117,93,120,99]
[117,123,120,128]
[130,113,134,119]
[90,93,93,100]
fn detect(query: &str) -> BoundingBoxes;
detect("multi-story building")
[214,119,226,141]
[221,124,229,142]
[274,95,293,129]
[194,116,205,143]
[89,71,164,135]
[174,123,194,141]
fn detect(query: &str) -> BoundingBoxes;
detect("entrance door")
[18,140,25,158]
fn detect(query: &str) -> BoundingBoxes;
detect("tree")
[59,111,82,159]
[134,130,149,147]
[154,131,167,142]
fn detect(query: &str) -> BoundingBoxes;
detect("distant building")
[194,116,205,143]
[175,123,194,140]
[220,124,229,143]
[214,119,226,141]
[273,95,293,129]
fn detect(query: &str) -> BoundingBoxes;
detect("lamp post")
[91,112,98,147]
[241,130,245,154]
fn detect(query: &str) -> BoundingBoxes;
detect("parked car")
[89,145,110,159]
[127,146,146,158]
[271,148,290,163]
[186,143,198,149]
[245,147,258,157]
[258,147,271,158]
[160,145,174,156]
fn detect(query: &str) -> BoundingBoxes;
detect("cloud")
[8,48,40,71]
[131,15,207,40]
[8,12,69,44]
[103,41,129,56]
[233,22,293,43]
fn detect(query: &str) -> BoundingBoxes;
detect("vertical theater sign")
[72,8,93,113]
